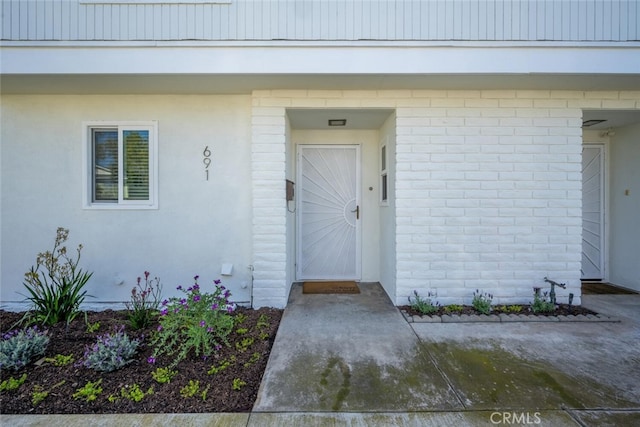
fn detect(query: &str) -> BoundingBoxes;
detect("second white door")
[582,144,605,280]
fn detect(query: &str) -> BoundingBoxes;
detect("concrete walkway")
[251,283,640,426]
[4,283,640,426]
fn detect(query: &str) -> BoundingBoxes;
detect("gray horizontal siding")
[2,0,639,42]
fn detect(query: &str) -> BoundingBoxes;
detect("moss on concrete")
[265,349,461,412]
[425,342,637,410]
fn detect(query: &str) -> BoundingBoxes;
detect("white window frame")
[82,121,159,210]
[379,138,389,206]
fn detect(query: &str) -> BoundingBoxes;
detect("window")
[380,142,388,205]
[83,122,158,209]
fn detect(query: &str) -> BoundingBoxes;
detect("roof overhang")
[2,42,640,94]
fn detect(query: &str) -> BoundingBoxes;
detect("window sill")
[83,204,158,210]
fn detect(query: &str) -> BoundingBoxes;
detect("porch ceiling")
[3,73,640,95]
[287,108,395,130]
[582,110,640,131]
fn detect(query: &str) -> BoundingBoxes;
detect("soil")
[0,307,281,414]
[399,303,598,318]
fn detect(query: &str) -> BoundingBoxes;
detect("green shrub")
[126,271,163,330]
[84,312,100,333]
[207,356,235,375]
[30,380,64,406]
[180,380,209,400]
[0,326,49,371]
[149,277,236,367]
[408,290,439,315]
[151,367,178,384]
[0,373,27,392]
[531,288,555,313]
[81,326,140,372]
[31,385,48,405]
[73,379,102,402]
[472,289,493,315]
[443,304,464,314]
[43,353,74,367]
[22,228,92,326]
[120,383,154,402]
[232,378,246,391]
[504,305,523,313]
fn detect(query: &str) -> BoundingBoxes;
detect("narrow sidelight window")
[380,144,388,204]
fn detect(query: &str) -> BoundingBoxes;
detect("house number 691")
[203,146,212,180]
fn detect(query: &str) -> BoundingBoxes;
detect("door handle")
[351,205,359,220]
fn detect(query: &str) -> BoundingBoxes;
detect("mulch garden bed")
[399,304,598,318]
[0,307,282,414]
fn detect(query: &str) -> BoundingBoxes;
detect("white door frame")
[296,144,362,281]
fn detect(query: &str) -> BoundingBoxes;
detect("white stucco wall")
[608,122,640,291]
[0,94,254,309]
[3,90,639,310]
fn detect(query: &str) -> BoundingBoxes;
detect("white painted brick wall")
[251,103,288,308]
[396,90,606,308]
[252,89,640,308]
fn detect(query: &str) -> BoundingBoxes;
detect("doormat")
[582,282,638,295]
[302,281,360,294]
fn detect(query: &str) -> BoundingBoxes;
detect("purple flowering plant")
[0,326,50,371]
[149,276,236,367]
[125,271,163,330]
[80,326,140,372]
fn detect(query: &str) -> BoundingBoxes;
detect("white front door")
[582,144,605,280]
[297,145,361,280]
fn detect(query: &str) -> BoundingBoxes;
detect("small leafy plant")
[126,271,163,330]
[232,378,246,391]
[151,367,178,384]
[235,337,254,353]
[208,356,235,375]
[256,314,269,330]
[30,380,65,406]
[84,312,100,333]
[0,373,27,392]
[531,288,555,313]
[31,385,48,406]
[119,384,154,402]
[408,290,439,315]
[81,326,140,372]
[0,326,49,371]
[180,380,210,401]
[443,304,464,314]
[499,305,523,314]
[149,276,236,367]
[244,352,261,368]
[235,313,248,325]
[22,227,93,326]
[43,353,74,367]
[256,314,271,340]
[472,289,493,315]
[73,379,103,402]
